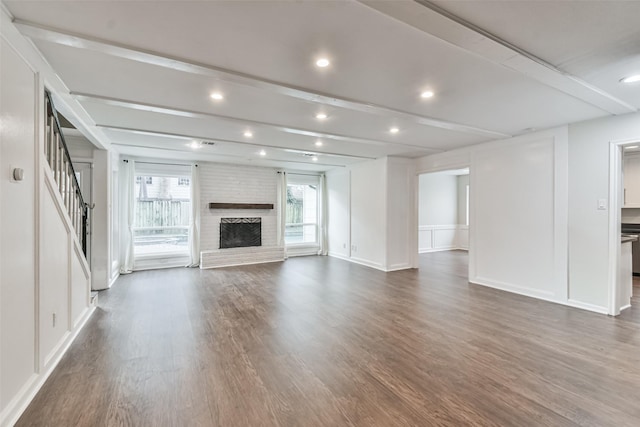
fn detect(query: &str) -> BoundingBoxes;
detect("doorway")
[609,140,640,315]
[417,168,470,256]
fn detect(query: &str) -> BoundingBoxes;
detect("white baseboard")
[565,299,609,314]
[328,253,411,272]
[348,256,386,271]
[419,247,456,253]
[327,251,350,261]
[419,247,468,254]
[0,306,95,427]
[471,276,556,300]
[471,277,610,315]
[386,263,413,272]
[328,253,386,272]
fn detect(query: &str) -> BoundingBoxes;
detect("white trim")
[386,263,413,272]
[345,256,386,272]
[0,306,95,427]
[472,276,556,300]
[565,299,609,315]
[607,138,640,316]
[109,271,120,287]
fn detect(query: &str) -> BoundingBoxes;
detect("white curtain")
[187,164,201,267]
[119,159,135,274]
[276,171,288,258]
[318,173,328,256]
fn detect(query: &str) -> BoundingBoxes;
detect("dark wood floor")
[17,252,640,426]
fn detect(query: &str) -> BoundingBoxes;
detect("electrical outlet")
[342,243,346,249]
[52,313,56,327]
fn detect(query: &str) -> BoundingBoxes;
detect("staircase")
[44,91,89,255]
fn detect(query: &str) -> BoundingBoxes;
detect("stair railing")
[44,91,88,256]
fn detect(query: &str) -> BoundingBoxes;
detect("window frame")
[285,175,320,247]
[132,170,192,260]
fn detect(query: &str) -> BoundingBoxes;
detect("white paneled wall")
[1,37,93,426]
[418,225,468,252]
[199,163,282,268]
[417,128,570,309]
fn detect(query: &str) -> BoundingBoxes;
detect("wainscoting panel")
[419,225,468,253]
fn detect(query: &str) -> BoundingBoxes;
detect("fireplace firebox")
[220,217,261,249]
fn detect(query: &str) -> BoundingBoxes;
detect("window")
[136,176,152,184]
[285,175,319,245]
[133,174,191,257]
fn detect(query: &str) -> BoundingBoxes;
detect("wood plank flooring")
[17,252,640,426]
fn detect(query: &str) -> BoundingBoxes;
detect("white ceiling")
[4,0,640,171]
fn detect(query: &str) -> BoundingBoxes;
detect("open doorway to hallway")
[417,168,469,257]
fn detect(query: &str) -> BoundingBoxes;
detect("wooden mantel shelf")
[209,203,274,210]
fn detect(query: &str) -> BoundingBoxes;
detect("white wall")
[416,127,569,307]
[349,158,387,269]
[457,175,470,226]
[418,173,458,225]
[326,169,350,259]
[91,149,110,290]
[1,37,38,422]
[200,162,278,251]
[386,157,415,271]
[1,36,93,426]
[326,157,415,271]
[568,112,640,310]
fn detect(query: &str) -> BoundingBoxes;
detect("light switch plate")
[597,199,607,210]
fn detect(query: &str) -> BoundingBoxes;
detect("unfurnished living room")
[2,1,640,426]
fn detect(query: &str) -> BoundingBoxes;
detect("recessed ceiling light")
[315,140,323,147]
[210,92,224,100]
[421,90,434,98]
[187,141,201,149]
[312,156,318,162]
[244,131,253,138]
[316,58,330,68]
[259,150,266,156]
[621,75,640,84]
[316,113,328,120]
[389,127,399,134]
[625,145,639,149]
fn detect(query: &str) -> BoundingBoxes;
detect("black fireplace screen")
[220,217,261,249]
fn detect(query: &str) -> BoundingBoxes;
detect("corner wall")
[326,157,416,271]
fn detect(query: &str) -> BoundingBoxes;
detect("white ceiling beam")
[360,0,636,115]
[111,142,349,169]
[13,19,510,139]
[73,92,441,153]
[100,125,377,161]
